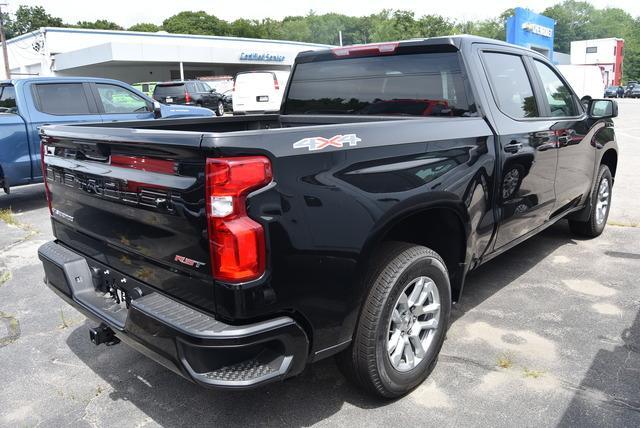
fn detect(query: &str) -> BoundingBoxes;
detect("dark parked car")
[604,85,623,98]
[153,81,225,116]
[39,36,618,398]
[625,84,640,98]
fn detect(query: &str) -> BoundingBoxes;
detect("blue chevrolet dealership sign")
[506,8,556,61]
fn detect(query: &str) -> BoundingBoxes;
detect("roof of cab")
[0,76,135,86]
[295,35,543,61]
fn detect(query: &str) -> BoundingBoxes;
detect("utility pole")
[0,3,10,79]
[338,30,343,47]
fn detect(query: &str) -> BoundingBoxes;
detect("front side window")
[285,52,474,117]
[96,84,149,114]
[482,52,538,118]
[35,83,92,115]
[0,85,17,113]
[533,60,578,117]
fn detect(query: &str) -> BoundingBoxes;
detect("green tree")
[369,10,420,42]
[128,23,161,32]
[75,20,123,30]
[228,19,263,39]
[543,1,596,52]
[417,15,456,38]
[6,5,63,37]
[162,11,228,35]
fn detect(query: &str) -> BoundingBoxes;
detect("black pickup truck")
[38,36,618,398]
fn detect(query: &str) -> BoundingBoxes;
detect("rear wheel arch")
[600,148,618,179]
[361,204,469,302]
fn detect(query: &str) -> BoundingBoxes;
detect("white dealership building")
[2,27,330,82]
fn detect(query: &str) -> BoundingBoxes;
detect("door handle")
[504,142,522,153]
[557,135,571,147]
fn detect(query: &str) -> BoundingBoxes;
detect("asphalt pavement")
[1,100,639,427]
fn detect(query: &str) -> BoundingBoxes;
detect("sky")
[6,0,640,27]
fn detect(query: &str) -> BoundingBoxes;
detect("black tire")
[336,242,451,398]
[569,164,612,238]
[215,101,224,116]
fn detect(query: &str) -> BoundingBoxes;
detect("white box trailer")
[557,65,606,100]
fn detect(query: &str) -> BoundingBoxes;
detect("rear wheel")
[569,164,612,237]
[216,101,224,116]
[337,242,451,398]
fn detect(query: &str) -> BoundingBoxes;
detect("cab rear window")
[284,52,474,117]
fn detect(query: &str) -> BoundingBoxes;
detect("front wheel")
[215,101,224,116]
[337,242,451,398]
[569,164,612,237]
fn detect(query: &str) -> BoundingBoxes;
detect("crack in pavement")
[440,353,640,414]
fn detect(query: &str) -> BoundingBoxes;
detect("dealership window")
[586,46,597,54]
[0,85,17,113]
[35,83,92,115]
[482,52,538,118]
[96,84,150,114]
[533,60,578,117]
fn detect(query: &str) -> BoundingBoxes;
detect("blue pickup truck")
[0,77,213,194]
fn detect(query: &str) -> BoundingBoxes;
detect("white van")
[557,65,606,101]
[232,70,290,114]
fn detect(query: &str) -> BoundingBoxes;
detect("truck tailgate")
[40,125,214,311]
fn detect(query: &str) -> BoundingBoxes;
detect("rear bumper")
[38,241,309,389]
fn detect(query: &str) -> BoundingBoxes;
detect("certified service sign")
[240,52,286,62]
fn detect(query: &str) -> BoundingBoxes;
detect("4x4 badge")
[293,134,361,151]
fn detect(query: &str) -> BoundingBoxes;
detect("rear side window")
[533,60,578,117]
[0,85,17,113]
[35,83,92,115]
[96,83,149,114]
[154,84,185,97]
[285,53,474,117]
[482,52,538,119]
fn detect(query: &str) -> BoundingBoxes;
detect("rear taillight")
[273,75,280,90]
[205,156,272,283]
[185,92,191,103]
[40,142,52,214]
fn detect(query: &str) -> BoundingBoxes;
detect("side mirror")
[588,99,618,119]
[153,101,162,119]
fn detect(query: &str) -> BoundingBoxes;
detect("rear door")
[29,82,103,180]
[92,82,155,122]
[476,47,559,249]
[194,82,213,108]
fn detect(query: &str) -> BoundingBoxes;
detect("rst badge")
[293,134,361,151]
[174,255,206,269]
